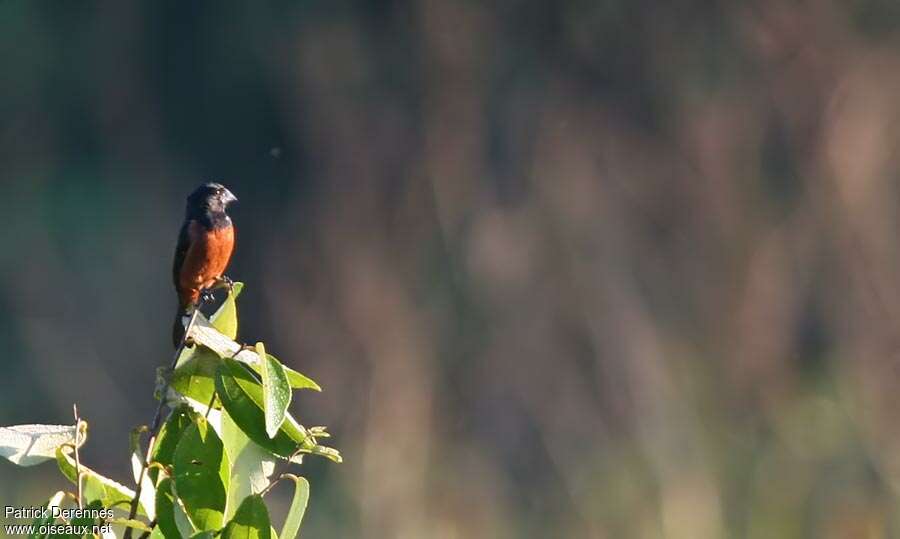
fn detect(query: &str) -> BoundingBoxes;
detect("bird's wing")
[172,220,192,292]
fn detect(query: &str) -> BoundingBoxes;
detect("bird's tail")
[172,306,190,348]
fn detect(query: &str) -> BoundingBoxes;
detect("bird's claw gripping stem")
[198,276,234,305]
[199,288,217,305]
[218,275,235,293]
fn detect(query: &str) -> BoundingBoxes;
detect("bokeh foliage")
[5,1,900,537]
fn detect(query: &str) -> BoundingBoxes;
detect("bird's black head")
[185,182,238,226]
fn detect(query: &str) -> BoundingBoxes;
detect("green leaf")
[306,444,342,463]
[221,495,271,539]
[221,412,276,522]
[150,405,195,485]
[156,476,194,539]
[130,435,157,522]
[0,424,83,467]
[216,359,313,459]
[59,499,103,539]
[56,446,143,515]
[109,518,154,533]
[27,491,66,539]
[280,359,321,392]
[258,343,291,439]
[172,415,230,531]
[171,347,222,408]
[129,426,146,460]
[187,315,321,392]
[210,282,243,339]
[248,354,320,392]
[278,475,310,539]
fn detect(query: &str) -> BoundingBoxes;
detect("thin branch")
[72,404,83,510]
[135,518,157,539]
[123,308,202,539]
[260,447,305,497]
[204,390,217,420]
[200,345,244,420]
[259,473,286,498]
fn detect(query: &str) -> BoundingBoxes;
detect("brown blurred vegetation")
[6,1,900,537]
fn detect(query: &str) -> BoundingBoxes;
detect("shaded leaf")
[150,405,195,485]
[27,491,66,539]
[171,347,222,408]
[109,518,154,533]
[221,494,271,539]
[56,446,143,515]
[59,499,103,539]
[172,415,230,531]
[156,476,194,539]
[216,359,313,459]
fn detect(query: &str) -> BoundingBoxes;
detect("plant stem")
[123,308,201,539]
[135,518,157,539]
[72,404,83,510]
[260,447,304,497]
[204,390,217,419]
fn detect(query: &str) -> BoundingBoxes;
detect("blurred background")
[6,1,900,537]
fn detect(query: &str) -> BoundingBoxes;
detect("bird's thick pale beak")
[223,189,238,204]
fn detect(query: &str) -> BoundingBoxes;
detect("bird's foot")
[217,275,235,293]
[199,288,217,305]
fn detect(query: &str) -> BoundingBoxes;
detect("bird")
[172,182,238,346]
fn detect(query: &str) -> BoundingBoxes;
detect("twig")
[260,447,305,497]
[259,474,285,497]
[204,390,217,420]
[135,518,157,539]
[201,345,243,420]
[72,404,83,510]
[123,308,202,539]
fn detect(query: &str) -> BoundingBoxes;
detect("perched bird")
[172,182,238,346]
